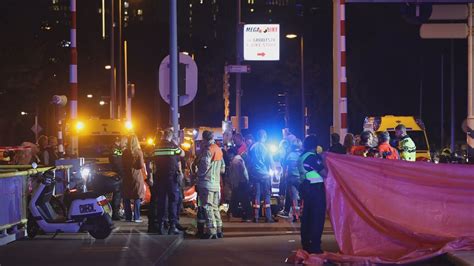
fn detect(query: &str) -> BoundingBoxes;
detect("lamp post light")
[286,33,306,138]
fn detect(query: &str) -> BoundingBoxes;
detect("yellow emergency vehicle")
[70,118,133,164]
[363,115,431,161]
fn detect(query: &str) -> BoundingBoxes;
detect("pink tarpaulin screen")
[290,153,474,265]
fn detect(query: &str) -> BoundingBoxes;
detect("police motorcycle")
[27,163,114,239]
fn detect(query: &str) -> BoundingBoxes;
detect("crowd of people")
[4,123,417,255]
[328,124,417,161]
[3,135,61,166]
[143,127,329,253]
[142,124,418,253]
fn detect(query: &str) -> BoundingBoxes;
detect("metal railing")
[0,165,72,234]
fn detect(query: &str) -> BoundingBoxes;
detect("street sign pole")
[468,4,474,152]
[235,0,242,133]
[170,0,179,140]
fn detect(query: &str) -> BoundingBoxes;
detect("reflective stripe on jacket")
[398,135,416,161]
[298,152,323,184]
[154,148,182,156]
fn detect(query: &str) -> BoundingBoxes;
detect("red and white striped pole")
[70,0,78,155]
[339,0,348,138]
[333,0,348,139]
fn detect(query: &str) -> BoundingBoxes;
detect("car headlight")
[80,167,91,180]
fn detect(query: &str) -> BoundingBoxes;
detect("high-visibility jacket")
[195,142,225,192]
[350,145,379,158]
[113,146,123,156]
[350,145,368,157]
[398,135,416,161]
[298,152,323,184]
[378,143,399,160]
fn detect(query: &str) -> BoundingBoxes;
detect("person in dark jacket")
[299,134,326,254]
[110,136,127,221]
[328,133,346,155]
[149,129,184,234]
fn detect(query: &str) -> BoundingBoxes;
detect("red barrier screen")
[292,153,474,264]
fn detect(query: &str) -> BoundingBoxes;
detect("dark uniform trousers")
[156,176,180,227]
[163,177,184,225]
[300,181,326,254]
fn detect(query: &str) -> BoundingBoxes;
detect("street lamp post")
[286,34,306,138]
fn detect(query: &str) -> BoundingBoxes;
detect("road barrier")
[0,165,72,245]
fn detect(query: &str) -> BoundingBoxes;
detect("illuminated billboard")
[243,24,280,61]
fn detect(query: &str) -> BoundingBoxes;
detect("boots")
[148,223,165,235]
[175,223,188,231]
[196,222,205,238]
[168,224,181,235]
[216,227,224,238]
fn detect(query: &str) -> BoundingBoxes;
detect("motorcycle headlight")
[80,167,91,180]
[269,169,274,177]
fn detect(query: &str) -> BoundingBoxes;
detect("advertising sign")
[243,24,280,61]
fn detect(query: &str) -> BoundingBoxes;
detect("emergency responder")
[377,131,399,160]
[162,154,188,232]
[110,136,127,221]
[195,130,225,239]
[149,129,184,234]
[395,124,416,161]
[248,130,275,223]
[350,131,378,157]
[298,134,326,254]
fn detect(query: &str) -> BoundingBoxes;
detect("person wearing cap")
[149,128,184,234]
[395,124,417,161]
[194,130,226,239]
[298,134,326,254]
[377,131,399,160]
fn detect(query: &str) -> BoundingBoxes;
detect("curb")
[154,234,184,266]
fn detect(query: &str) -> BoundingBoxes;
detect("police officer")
[110,136,127,221]
[298,134,326,254]
[395,124,416,161]
[148,129,184,234]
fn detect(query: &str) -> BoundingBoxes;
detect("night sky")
[0,1,470,150]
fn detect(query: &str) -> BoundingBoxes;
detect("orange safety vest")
[378,143,399,160]
[350,145,368,157]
